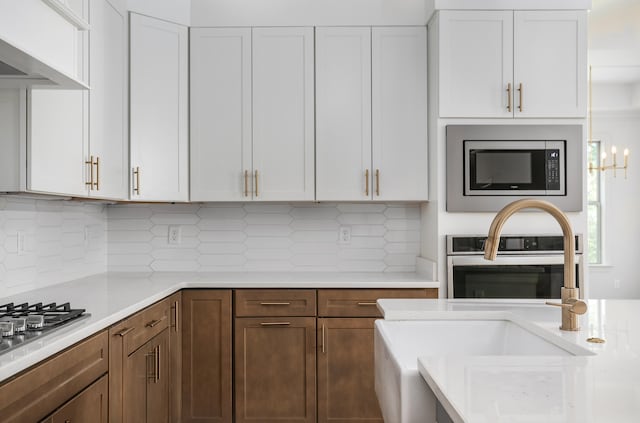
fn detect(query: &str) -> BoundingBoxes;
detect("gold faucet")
[484,199,587,331]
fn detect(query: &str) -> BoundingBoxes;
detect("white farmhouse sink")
[374,319,592,423]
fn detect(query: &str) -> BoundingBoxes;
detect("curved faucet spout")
[483,199,585,331]
[484,198,575,288]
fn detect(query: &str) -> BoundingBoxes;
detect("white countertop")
[377,298,640,423]
[0,271,437,382]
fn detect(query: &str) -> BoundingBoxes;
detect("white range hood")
[0,0,89,89]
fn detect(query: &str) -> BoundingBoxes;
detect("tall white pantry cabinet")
[315,26,428,201]
[190,27,315,202]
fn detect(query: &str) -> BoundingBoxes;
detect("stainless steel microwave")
[446,125,583,212]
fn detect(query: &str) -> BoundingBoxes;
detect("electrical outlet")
[614,279,620,289]
[17,231,26,256]
[168,226,182,245]
[338,226,351,245]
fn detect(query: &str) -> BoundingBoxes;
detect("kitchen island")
[377,299,640,423]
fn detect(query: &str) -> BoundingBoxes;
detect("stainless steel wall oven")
[447,234,584,299]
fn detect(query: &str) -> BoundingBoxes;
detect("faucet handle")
[545,298,588,315]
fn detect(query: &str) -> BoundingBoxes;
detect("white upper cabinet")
[316,27,372,201]
[439,11,513,118]
[514,11,587,118]
[316,26,428,202]
[372,27,428,201]
[252,27,315,201]
[88,0,128,199]
[438,10,587,118]
[130,13,189,202]
[190,28,252,202]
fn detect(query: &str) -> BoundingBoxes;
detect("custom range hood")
[0,0,89,89]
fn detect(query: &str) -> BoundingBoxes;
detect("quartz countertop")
[0,271,437,382]
[377,298,640,423]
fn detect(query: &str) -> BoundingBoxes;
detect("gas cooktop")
[0,302,89,356]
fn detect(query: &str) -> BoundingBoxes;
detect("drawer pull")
[260,302,291,306]
[115,327,135,337]
[260,322,290,326]
[146,316,167,328]
[357,302,377,306]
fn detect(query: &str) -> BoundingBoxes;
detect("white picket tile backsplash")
[107,203,422,273]
[0,197,107,297]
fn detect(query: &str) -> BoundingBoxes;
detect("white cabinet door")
[190,28,252,201]
[439,11,513,118]
[88,0,128,200]
[130,13,188,202]
[252,27,315,201]
[514,11,587,118]
[316,27,372,201]
[372,27,428,201]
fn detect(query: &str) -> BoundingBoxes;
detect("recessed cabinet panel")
[372,27,428,201]
[252,27,315,201]
[190,28,252,201]
[316,27,372,201]
[439,11,513,118]
[514,11,587,118]
[130,13,189,201]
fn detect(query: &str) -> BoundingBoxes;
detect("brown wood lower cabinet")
[235,317,317,423]
[317,318,383,423]
[42,374,108,423]
[181,290,232,423]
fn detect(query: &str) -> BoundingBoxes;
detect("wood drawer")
[114,298,170,356]
[0,331,109,423]
[318,289,437,317]
[41,374,108,423]
[235,289,317,317]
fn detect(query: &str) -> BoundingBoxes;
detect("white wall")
[0,197,106,297]
[190,0,429,26]
[107,203,421,273]
[588,82,640,298]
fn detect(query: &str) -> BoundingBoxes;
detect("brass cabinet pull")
[172,301,179,332]
[365,169,369,196]
[357,302,377,306]
[133,167,140,195]
[518,83,523,112]
[93,156,100,190]
[146,315,166,328]
[260,302,291,306]
[85,156,94,189]
[156,345,160,382]
[114,327,135,337]
[146,349,156,382]
[375,169,380,196]
[254,169,259,197]
[507,83,512,112]
[321,323,326,354]
[244,170,249,197]
[260,322,290,326]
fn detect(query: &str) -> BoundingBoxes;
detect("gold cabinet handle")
[321,323,326,354]
[244,170,249,197]
[93,156,100,190]
[156,345,160,382]
[254,169,259,197]
[545,298,587,315]
[260,322,290,326]
[171,301,179,332]
[357,302,377,306]
[365,169,369,196]
[133,167,140,195]
[85,156,94,189]
[375,169,380,196]
[518,83,523,112]
[260,302,291,306]
[145,315,166,328]
[146,348,156,382]
[507,83,512,112]
[114,327,135,337]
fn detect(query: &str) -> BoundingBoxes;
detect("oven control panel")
[447,234,582,255]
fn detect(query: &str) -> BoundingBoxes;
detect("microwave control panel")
[546,149,561,190]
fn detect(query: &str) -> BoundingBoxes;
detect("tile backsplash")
[107,203,421,273]
[0,197,106,297]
